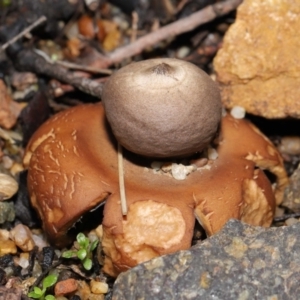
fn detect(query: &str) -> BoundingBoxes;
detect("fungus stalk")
[118,143,128,215]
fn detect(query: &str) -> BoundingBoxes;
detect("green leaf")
[77,233,87,247]
[33,287,43,295]
[62,250,76,258]
[42,274,58,289]
[28,292,41,299]
[28,291,42,299]
[28,286,44,299]
[90,239,99,251]
[83,258,92,270]
[83,236,90,249]
[77,248,87,260]
[45,295,56,300]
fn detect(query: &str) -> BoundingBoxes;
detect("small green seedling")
[28,274,58,300]
[62,232,99,270]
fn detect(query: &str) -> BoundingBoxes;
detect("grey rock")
[0,201,15,224]
[112,219,300,300]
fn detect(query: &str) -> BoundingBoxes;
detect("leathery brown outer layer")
[23,103,288,277]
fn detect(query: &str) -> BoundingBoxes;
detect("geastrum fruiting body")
[23,58,288,277]
[102,58,222,157]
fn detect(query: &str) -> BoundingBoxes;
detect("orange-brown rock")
[214,0,300,118]
[55,279,78,297]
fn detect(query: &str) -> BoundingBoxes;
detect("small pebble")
[95,225,103,240]
[90,279,108,294]
[285,218,299,226]
[32,233,48,251]
[64,21,79,40]
[10,224,35,252]
[0,229,10,240]
[41,247,55,271]
[55,278,78,297]
[84,0,99,11]
[0,173,19,201]
[152,161,197,180]
[151,161,163,171]
[171,163,188,180]
[17,255,29,269]
[0,254,14,267]
[0,202,15,223]
[275,207,285,218]
[176,46,190,58]
[230,106,246,119]
[2,156,13,169]
[4,267,14,277]
[76,280,91,299]
[207,148,218,160]
[0,240,17,256]
[278,136,300,155]
[112,16,129,30]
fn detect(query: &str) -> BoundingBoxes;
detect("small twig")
[130,11,139,43]
[33,48,113,75]
[16,49,104,98]
[98,0,242,68]
[55,60,113,75]
[118,143,128,216]
[273,213,300,222]
[0,16,47,51]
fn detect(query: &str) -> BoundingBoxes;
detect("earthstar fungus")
[102,58,222,157]
[23,59,288,277]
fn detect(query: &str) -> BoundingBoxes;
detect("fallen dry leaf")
[0,80,23,129]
